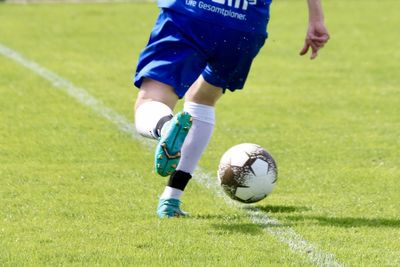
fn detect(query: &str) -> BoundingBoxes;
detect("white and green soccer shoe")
[154,111,192,177]
[157,198,188,218]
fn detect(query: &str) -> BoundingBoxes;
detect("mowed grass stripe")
[0,43,343,267]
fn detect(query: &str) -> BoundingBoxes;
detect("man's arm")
[299,0,330,59]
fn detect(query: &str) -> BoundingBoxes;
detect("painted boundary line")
[0,43,343,267]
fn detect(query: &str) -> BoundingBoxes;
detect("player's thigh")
[135,78,179,111]
[134,10,207,100]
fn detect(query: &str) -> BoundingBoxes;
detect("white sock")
[135,101,173,139]
[176,101,215,174]
[160,186,183,199]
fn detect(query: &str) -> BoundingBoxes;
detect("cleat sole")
[154,112,192,176]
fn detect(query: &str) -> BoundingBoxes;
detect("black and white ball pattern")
[217,143,277,203]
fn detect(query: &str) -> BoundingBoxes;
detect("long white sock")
[135,101,173,139]
[159,102,215,200]
[176,101,215,174]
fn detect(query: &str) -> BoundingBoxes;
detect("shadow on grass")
[251,205,400,228]
[193,213,244,220]
[196,203,399,232]
[194,205,311,235]
[194,204,309,221]
[252,204,311,214]
[282,215,400,228]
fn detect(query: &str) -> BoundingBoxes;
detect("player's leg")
[176,75,222,174]
[157,29,266,217]
[135,77,194,184]
[157,75,222,218]
[135,78,178,140]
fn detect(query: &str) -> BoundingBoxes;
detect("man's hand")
[300,0,330,60]
[300,21,330,59]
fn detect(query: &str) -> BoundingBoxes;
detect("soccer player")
[134,0,329,218]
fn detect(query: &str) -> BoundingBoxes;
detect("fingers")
[310,34,329,43]
[300,21,330,59]
[300,33,329,59]
[310,42,318,60]
[300,40,319,60]
[299,39,319,59]
[299,41,310,56]
[314,41,326,48]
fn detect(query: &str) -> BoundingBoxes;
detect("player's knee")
[135,78,178,111]
[135,101,173,139]
[185,79,223,106]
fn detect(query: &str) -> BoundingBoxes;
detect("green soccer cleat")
[154,111,192,177]
[157,198,188,218]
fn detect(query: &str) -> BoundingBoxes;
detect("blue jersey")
[158,0,272,34]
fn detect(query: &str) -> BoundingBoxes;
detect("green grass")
[1,1,400,266]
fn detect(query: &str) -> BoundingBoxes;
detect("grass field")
[1,0,400,266]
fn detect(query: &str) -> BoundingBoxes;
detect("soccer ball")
[217,143,277,203]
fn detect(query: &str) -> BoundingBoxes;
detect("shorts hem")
[134,72,186,99]
[201,72,244,94]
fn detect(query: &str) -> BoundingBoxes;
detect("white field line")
[0,43,343,267]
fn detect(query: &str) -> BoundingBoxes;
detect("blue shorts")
[134,9,267,98]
